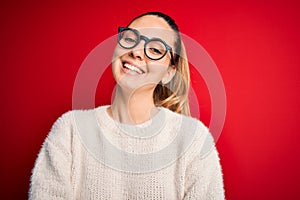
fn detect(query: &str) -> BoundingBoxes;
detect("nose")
[129,41,145,61]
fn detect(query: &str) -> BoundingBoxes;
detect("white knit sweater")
[29,106,225,199]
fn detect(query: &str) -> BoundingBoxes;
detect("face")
[112,15,177,92]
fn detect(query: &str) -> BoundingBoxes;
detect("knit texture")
[29,106,225,199]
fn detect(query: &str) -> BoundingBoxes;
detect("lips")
[122,62,145,74]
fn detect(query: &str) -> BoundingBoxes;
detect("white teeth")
[124,63,143,74]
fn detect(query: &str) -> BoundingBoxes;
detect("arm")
[183,133,225,200]
[29,112,73,200]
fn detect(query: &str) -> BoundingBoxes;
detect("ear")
[161,65,176,84]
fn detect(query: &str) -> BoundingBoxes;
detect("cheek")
[148,56,170,71]
[147,62,169,78]
[111,50,125,82]
[112,46,129,61]
[158,54,172,67]
[112,46,126,79]
[111,60,119,79]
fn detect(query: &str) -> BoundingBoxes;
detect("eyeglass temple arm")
[170,50,175,65]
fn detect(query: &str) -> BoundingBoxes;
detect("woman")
[29,12,225,199]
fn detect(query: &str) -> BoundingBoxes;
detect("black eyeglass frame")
[118,27,175,65]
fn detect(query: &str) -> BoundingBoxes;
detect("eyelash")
[149,48,162,54]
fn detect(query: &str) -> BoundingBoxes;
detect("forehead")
[128,15,176,46]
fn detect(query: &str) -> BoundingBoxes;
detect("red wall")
[1,0,300,199]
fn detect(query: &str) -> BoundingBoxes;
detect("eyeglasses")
[118,27,175,65]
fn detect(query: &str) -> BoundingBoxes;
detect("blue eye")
[124,37,136,43]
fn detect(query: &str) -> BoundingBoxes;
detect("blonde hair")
[153,41,191,116]
[129,12,191,116]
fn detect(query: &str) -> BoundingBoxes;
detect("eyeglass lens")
[119,29,168,60]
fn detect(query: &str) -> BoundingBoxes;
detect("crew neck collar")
[95,105,167,138]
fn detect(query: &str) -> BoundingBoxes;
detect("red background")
[1,0,300,199]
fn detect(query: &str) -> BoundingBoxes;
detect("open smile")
[122,62,145,75]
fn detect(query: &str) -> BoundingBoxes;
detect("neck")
[109,85,159,124]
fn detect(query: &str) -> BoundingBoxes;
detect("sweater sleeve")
[29,112,74,200]
[183,133,225,200]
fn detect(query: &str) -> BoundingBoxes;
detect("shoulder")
[163,108,215,160]
[53,105,109,125]
[162,107,209,135]
[46,106,106,142]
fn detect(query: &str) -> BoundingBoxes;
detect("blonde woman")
[29,12,225,199]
